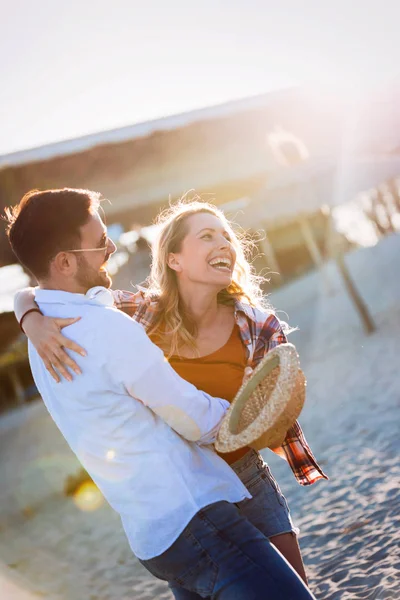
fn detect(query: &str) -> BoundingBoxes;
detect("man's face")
[74,212,117,291]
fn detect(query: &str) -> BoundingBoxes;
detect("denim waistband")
[230,449,265,475]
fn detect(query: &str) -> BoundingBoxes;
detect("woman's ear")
[167,253,182,272]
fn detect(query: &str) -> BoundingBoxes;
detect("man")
[5,188,315,599]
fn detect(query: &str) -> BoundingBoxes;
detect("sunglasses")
[64,246,108,253]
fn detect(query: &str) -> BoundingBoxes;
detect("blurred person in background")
[15,194,326,598]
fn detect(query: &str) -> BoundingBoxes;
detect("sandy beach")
[0,233,399,600]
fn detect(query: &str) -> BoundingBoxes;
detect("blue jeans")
[230,450,298,538]
[139,501,315,599]
[169,450,299,599]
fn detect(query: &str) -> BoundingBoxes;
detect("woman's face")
[168,212,237,290]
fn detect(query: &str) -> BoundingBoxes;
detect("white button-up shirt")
[30,287,250,559]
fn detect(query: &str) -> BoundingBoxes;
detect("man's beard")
[75,254,112,291]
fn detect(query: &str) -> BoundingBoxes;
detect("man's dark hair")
[4,188,101,280]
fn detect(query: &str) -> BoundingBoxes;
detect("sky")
[1,0,400,156]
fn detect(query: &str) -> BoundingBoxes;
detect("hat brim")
[215,343,306,453]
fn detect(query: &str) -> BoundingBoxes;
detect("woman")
[16,199,327,595]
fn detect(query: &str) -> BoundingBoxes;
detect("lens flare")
[106,449,116,461]
[73,481,104,512]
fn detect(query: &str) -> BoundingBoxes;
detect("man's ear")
[167,253,182,273]
[53,252,76,275]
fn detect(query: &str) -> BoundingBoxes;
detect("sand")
[0,233,399,599]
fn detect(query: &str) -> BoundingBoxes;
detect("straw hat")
[215,343,306,453]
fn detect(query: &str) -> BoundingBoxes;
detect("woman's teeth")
[208,258,232,271]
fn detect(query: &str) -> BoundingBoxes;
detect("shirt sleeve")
[103,309,229,444]
[265,314,288,350]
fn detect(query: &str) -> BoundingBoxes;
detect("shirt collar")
[233,298,257,322]
[35,286,115,307]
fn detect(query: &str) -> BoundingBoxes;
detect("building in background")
[1,84,400,408]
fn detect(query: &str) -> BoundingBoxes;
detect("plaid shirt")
[113,289,328,486]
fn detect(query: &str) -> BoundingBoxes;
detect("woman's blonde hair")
[146,197,271,356]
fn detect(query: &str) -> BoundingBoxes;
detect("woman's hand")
[22,312,86,383]
[242,367,253,386]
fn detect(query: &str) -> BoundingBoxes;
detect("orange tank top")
[169,323,250,464]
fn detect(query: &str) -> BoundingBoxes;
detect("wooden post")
[324,206,335,259]
[326,212,376,334]
[387,179,400,213]
[298,214,324,268]
[298,213,332,293]
[319,206,376,334]
[259,228,282,284]
[376,189,395,233]
[363,194,386,238]
[335,252,376,334]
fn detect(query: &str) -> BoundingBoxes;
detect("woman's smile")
[208,255,233,273]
